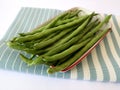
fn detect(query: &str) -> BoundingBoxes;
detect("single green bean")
[55,16,78,26]
[63,9,81,20]
[18,26,45,36]
[7,41,27,50]
[19,54,33,64]
[44,9,71,29]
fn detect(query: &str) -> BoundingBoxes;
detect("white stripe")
[82,58,90,80]
[0,47,8,61]
[62,72,65,79]
[18,52,26,72]
[40,65,44,75]
[70,66,78,79]
[111,19,120,48]
[91,49,103,81]
[39,8,47,25]
[34,9,41,30]
[27,9,38,32]
[21,8,34,33]
[55,72,57,78]
[33,66,37,75]
[99,40,117,82]
[106,32,120,67]
[19,61,24,72]
[0,42,5,48]
[12,52,20,70]
[115,16,120,24]
[4,50,14,69]
[46,9,51,20]
[26,66,29,74]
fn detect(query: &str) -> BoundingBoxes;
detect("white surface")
[0,0,120,90]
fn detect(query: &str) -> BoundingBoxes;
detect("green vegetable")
[15,15,89,42]
[33,26,77,50]
[45,19,100,56]
[81,15,112,41]
[47,28,111,74]
[42,38,92,62]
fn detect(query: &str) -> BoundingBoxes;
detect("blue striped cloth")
[0,7,120,82]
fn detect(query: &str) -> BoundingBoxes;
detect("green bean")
[15,15,89,42]
[44,10,71,29]
[42,38,91,62]
[24,48,46,55]
[45,19,100,56]
[63,9,80,19]
[62,8,77,19]
[29,57,57,66]
[18,26,45,36]
[19,54,33,64]
[55,16,78,26]
[7,41,42,54]
[33,26,76,50]
[19,54,49,66]
[47,28,111,74]
[55,53,73,66]
[52,12,95,46]
[24,26,78,55]
[68,9,81,18]
[7,41,26,50]
[81,15,112,41]
[24,31,59,48]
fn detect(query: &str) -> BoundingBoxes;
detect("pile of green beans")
[7,8,112,74]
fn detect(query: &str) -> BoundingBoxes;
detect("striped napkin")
[0,7,120,82]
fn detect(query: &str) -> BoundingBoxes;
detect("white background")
[0,0,120,90]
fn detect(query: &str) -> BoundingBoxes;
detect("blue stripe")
[64,70,71,79]
[76,62,84,80]
[29,9,41,30]
[41,65,49,77]
[87,54,97,81]
[96,45,110,82]
[0,47,12,68]
[34,65,43,75]
[56,72,64,78]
